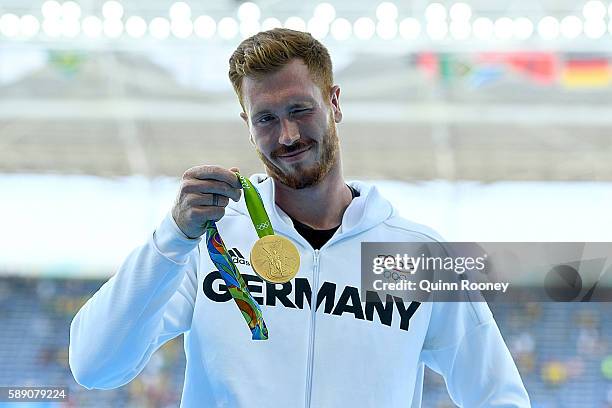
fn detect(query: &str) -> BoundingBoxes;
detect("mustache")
[272,141,315,157]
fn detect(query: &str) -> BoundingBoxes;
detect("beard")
[256,113,339,190]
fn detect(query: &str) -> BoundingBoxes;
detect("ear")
[329,85,342,123]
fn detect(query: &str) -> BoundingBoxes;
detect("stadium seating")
[0,276,610,407]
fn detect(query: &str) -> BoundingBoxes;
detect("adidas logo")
[228,248,251,266]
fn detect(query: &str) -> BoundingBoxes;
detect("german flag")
[561,57,611,88]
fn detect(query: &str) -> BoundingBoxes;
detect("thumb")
[229,167,242,190]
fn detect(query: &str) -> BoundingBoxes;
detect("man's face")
[240,58,342,189]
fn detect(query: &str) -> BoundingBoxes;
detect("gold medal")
[250,235,300,284]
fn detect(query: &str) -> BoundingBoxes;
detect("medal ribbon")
[202,172,273,340]
[236,173,274,238]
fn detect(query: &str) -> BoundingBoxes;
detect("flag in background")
[561,56,611,88]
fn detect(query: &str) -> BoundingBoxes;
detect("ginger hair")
[229,28,334,111]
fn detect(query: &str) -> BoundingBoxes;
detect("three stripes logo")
[228,247,251,267]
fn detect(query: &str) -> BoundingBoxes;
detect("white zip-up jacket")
[69,174,531,407]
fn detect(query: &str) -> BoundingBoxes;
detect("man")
[69,28,530,407]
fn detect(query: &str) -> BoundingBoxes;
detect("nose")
[278,118,300,146]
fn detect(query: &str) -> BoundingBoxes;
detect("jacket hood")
[228,173,394,245]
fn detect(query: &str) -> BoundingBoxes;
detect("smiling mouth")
[278,145,312,158]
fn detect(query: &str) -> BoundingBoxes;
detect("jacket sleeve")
[420,300,531,407]
[69,211,201,390]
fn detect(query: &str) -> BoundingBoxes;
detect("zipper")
[303,232,365,408]
[305,249,320,408]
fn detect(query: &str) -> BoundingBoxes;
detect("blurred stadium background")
[1,0,612,407]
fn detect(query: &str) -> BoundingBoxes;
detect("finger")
[229,167,241,188]
[232,188,242,202]
[190,206,225,222]
[188,193,230,208]
[184,165,242,189]
[182,179,241,202]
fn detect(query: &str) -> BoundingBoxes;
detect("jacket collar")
[231,173,394,248]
